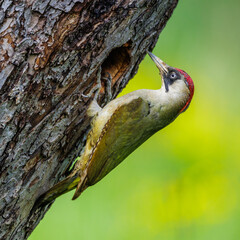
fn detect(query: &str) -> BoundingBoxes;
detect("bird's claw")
[102,71,112,104]
[81,67,102,102]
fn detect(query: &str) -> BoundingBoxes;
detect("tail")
[34,172,80,208]
[71,166,89,200]
[72,174,88,200]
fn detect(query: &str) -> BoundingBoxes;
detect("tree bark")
[0,0,178,239]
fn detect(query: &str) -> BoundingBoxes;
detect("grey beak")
[148,51,169,74]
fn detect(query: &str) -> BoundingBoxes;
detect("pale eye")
[170,72,177,80]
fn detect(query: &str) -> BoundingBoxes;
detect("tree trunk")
[0,0,178,239]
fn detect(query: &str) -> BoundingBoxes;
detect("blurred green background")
[30,0,240,239]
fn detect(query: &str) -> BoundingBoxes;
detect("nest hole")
[101,43,131,87]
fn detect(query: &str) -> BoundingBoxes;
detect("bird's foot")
[102,71,112,105]
[81,67,112,106]
[81,67,102,101]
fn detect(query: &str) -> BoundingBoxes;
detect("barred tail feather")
[34,173,80,208]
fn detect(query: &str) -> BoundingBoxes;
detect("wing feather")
[86,97,151,185]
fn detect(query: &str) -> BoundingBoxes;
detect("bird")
[36,51,194,206]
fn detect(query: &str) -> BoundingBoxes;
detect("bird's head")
[148,51,194,113]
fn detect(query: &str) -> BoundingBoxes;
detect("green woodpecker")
[37,52,194,206]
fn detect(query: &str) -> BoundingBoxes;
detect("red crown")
[176,68,194,113]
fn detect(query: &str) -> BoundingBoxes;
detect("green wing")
[85,97,151,186]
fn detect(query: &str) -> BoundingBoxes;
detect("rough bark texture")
[0,0,178,239]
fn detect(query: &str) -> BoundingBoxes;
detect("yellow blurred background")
[30,0,240,239]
